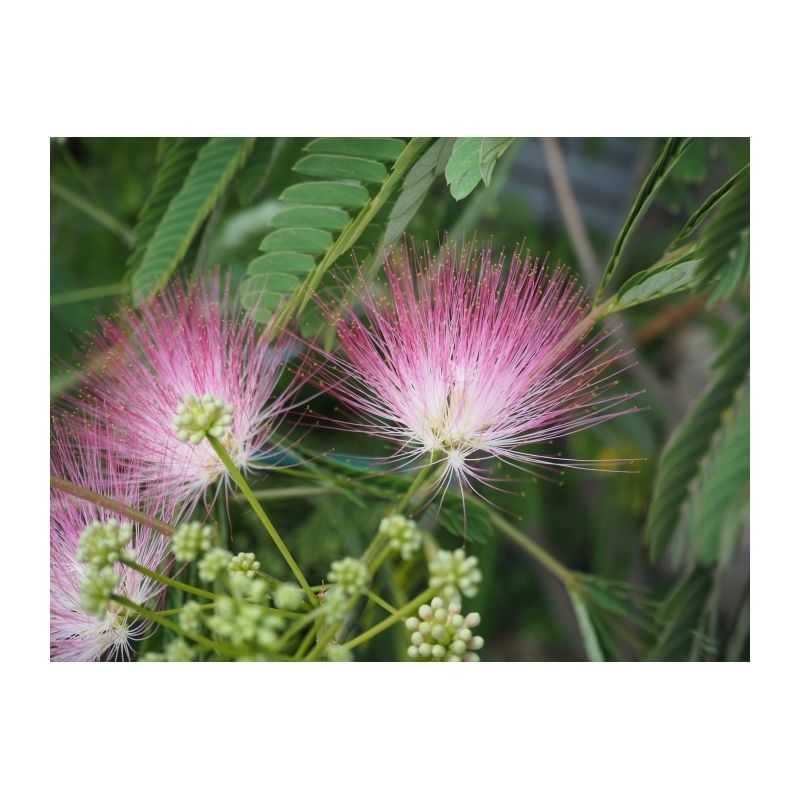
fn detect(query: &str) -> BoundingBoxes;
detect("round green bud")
[172,393,234,444]
[76,519,133,568]
[79,566,120,618]
[171,521,214,562]
[327,557,368,596]
[273,582,304,611]
[228,552,260,579]
[198,547,232,582]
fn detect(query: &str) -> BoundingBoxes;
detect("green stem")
[396,461,436,514]
[50,476,177,537]
[488,511,574,587]
[120,558,218,601]
[51,178,135,246]
[50,282,129,307]
[242,486,335,502]
[342,587,436,651]
[295,617,324,658]
[207,435,316,605]
[112,594,237,658]
[364,589,398,616]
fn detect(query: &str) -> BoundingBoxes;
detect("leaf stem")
[341,587,436,651]
[50,476,177,537]
[488,511,574,587]
[120,558,218,601]
[206,435,316,605]
[111,594,238,658]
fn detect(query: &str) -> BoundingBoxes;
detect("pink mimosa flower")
[50,422,174,661]
[315,243,640,497]
[69,271,304,514]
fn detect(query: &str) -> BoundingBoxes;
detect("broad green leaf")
[568,589,605,662]
[305,137,406,162]
[131,137,255,302]
[612,257,701,311]
[479,137,515,185]
[294,154,387,184]
[247,252,315,275]
[384,138,452,245]
[280,181,369,208]
[259,227,333,254]
[271,206,350,231]
[126,138,207,271]
[691,384,749,566]
[240,272,300,319]
[445,137,483,200]
[597,138,693,297]
[644,317,750,561]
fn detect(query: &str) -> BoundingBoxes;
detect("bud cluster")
[379,514,422,560]
[328,557,368,596]
[76,519,133,568]
[429,548,482,599]
[405,597,483,662]
[172,393,234,444]
[171,521,214,562]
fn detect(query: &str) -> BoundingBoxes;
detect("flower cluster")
[406,597,483,662]
[314,243,639,494]
[50,423,172,661]
[67,271,305,514]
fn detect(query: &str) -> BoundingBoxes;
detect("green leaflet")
[696,166,750,302]
[648,567,713,661]
[444,137,515,201]
[294,154,387,184]
[568,589,606,662]
[610,255,702,312]
[126,138,207,272]
[644,317,750,561]
[131,137,255,302]
[383,138,453,245]
[304,137,406,161]
[596,137,693,298]
[691,384,750,566]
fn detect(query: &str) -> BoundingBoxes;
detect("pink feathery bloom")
[69,270,305,514]
[50,421,173,661]
[315,243,640,497]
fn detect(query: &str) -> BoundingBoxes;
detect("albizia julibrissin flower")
[50,423,173,661]
[69,271,304,513]
[315,243,640,495]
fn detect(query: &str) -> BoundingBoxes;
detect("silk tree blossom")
[70,271,305,514]
[316,243,640,496]
[50,423,173,661]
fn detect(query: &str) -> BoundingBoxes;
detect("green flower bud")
[379,514,423,560]
[429,549,482,599]
[76,519,133,568]
[165,638,195,662]
[198,547,232,582]
[273,582,304,611]
[326,644,354,662]
[178,601,205,634]
[171,521,214,562]
[172,393,234,444]
[228,552,260,579]
[327,557,368,596]
[80,566,120,618]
